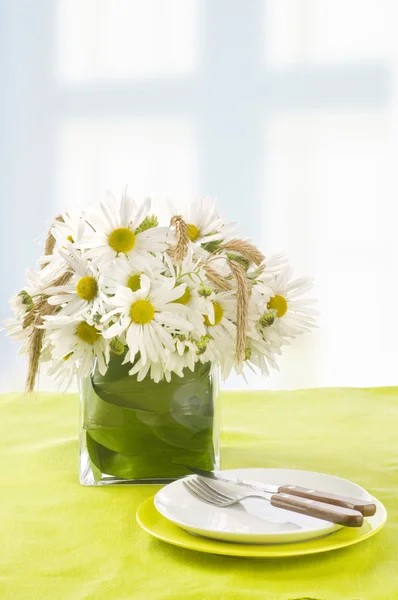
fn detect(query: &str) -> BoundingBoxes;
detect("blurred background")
[1,0,397,391]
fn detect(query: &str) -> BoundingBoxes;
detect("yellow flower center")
[75,322,100,345]
[76,276,98,301]
[67,235,74,243]
[127,274,141,292]
[130,300,155,325]
[108,228,136,253]
[267,294,288,318]
[187,223,200,242]
[172,286,191,305]
[203,301,224,327]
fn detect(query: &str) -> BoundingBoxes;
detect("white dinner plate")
[154,468,374,544]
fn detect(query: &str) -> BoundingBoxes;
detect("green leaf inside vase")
[83,357,217,480]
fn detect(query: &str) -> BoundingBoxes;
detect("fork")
[183,477,364,527]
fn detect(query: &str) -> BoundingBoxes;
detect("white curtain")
[1,0,397,391]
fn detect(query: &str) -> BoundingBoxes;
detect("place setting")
[136,467,387,558]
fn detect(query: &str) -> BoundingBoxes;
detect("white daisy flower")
[102,254,163,296]
[78,191,168,270]
[43,316,110,378]
[37,212,88,271]
[167,335,199,376]
[201,293,237,366]
[262,252,289,275]
[9,292,31,319]
[249,253,289,298]
[46,244,104,318]
[169,338,197,374]
[45,354,78,390]
[257,264,317,341]
[26,263,65,297]
[3,263,62,345]
[101,274,194,368]
[2,318,31,349]
[52,210,87,246]
[244,327,282,378]
[193,333,235,380]
[163,251,213,332]
[129,331,224,383]
[130,337,198,383]
[216,291,269,376]
[170,198,238,254]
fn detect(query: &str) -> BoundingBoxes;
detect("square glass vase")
[79,356,220,485]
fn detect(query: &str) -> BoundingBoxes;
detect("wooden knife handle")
[278,485,376,517]
[270,493,364,527]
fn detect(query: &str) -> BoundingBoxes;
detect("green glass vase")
[79,356,220,485]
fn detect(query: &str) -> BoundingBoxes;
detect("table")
[0,387,397,600]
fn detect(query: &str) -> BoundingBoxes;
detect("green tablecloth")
[0,387,397,600]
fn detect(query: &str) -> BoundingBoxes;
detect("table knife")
[189,468,376,517]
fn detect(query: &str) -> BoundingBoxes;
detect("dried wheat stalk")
[41,214,64,270]
[25,213,73,391]
[221,239,264,266]
[203,264,233,291]
[169,215,189,263]
[25,329,44,394]
[228,259,249,367]
[23,271,72,330]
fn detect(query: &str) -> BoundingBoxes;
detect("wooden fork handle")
[277,485,376,517]
[270,493,364,527]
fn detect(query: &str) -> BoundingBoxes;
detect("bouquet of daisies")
[5,190,316,392]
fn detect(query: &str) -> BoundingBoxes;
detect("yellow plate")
[136,495,386,558]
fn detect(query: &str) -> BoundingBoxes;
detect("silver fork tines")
[183,476,270,507]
